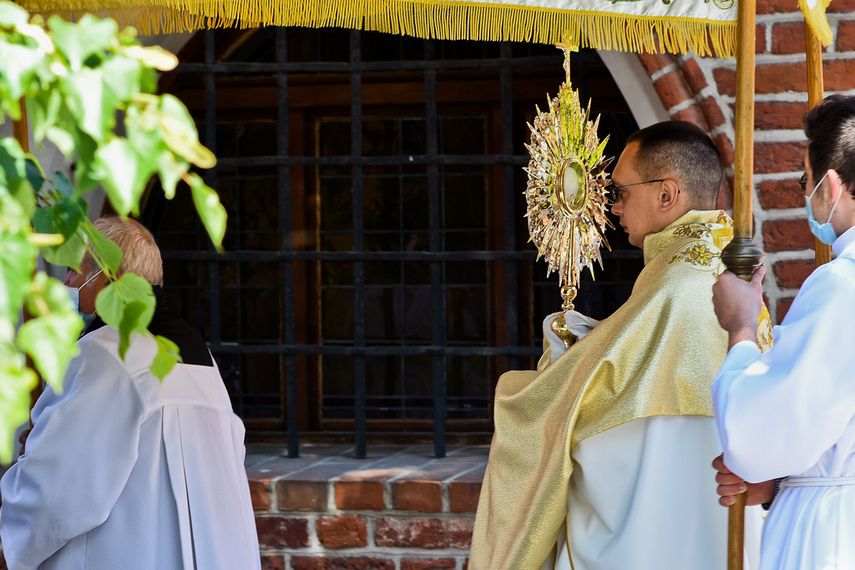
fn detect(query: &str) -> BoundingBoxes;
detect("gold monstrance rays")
[524,47,613,346]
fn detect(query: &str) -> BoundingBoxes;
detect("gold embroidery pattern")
[669,243,717,267]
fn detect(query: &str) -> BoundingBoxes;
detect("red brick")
[713,67,736,97]
[776,297,794,323]
[680,58,708,95]
[756,23,767,54]
[250,480,271,511]
[317,515,368,549]
[278,480,327,512]
[699,96,726,129]
[757,61,806,93]
[754,101,809,131]
[838,20,855,52]
[448,463,485,513]
[449,482,481,513]
[256,516,310,549]
[714,133,735,168]
[636,52,675,76]
[826,59,855,92]
[773,258,816,289]
[670,106,707,130]
[292,556,395,570]
[401,558,457,570]
[261,555,286,570]
[393,480,443,512]
[758,60,855,94]
[375,517,474,549]
[0,552,7,570]
[754,141,806,174]
[829,0,855,12]
[716,177,734,211]
[772,22,810,55]
[653,70,693,110]
[757,177,805,210]
[335,468,407,511]
[335,480,385,510]
[757,0,798,14]
[762,218,814,252]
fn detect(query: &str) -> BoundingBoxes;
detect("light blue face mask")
[65,269,103,330]
[805,171,841,245]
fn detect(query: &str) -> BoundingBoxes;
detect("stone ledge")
[246,444,489,515]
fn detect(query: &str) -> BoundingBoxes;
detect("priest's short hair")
[626,120,723,210]
[85,217,164,287]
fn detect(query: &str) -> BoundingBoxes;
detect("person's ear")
[658,179,681,212]
[828,169,846,203]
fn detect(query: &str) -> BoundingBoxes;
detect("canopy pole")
[720,0,762,568]
[805,22,831,266]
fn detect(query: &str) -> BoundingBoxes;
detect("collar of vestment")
[833,224,855,258]
[642,209,734,265]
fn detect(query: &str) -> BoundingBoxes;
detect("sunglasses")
[798,173,808,192]
[604,179,666,202]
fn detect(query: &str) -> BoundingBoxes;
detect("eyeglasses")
[605,179,666,202]
[799,172,808,192]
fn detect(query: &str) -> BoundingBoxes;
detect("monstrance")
[524,46,613,347]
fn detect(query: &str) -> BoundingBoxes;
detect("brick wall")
[634,6,855,323]
[248,445,486,570]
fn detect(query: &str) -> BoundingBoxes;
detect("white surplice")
[0,327,261,570]
[713,226,855,570]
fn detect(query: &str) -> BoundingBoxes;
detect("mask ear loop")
[826,171,844,224]
[79,269,103,290]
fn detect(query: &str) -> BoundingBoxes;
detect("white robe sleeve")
[713,261,855,483]
[0,338,144,569]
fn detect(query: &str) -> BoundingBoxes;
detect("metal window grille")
[143,27,641,459]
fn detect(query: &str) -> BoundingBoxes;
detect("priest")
[470,121,768,569]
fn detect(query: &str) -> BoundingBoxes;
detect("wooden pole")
[720,0,761,568]
[805,21,831,267]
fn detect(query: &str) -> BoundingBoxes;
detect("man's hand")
[712,454,775,507]
[712,266,766,349]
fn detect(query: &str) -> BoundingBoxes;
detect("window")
[143,27,641,456]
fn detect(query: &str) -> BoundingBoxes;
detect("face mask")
[805,171,841,245]
[65,269,103,330]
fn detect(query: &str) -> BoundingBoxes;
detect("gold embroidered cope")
[470,209,772,569]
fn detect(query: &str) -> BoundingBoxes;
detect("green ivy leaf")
[60,69,106,142]
[37,226,86,271]
[53,170,73,197]
[95,273,155,359]
[0,40,44,103]
[101,53,142,103]
[0,138,35,218]
[189,173,227,251]
[93,137,140,215]
[158,95,216,169]
[0,361,37,465]
[0,223,35,321]
[0,1,29,27]
[18,314,82,389]
[32,196,86,240]
[156,152,186,200]
[151,334,181,381]
[80,219,122,275]
[48,15,117,71]
[30,88,63,143]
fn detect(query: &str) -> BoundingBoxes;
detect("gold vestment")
[470,210,772,569]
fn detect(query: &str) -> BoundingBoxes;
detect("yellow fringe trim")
[799,0,833,47]
[18,0,736,58]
